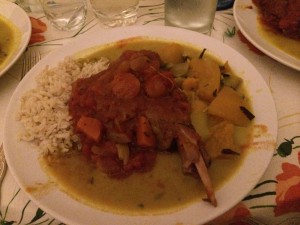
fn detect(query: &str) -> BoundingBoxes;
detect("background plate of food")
[4,25,277,225]
[234,0,300,71]
[0,0,31,77]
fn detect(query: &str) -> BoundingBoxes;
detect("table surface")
[0,0,300,224]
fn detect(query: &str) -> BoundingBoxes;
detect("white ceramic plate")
[233,0,300,71]
[3,25,277,225]
[0,0,31,77]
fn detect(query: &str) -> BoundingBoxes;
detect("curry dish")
[41,38,254,215]
[252,0,300,59]
[257,21,300,60]
[252,0,300,40]
[0,15,21,70]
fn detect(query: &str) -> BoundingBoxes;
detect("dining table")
[0,0,300,224]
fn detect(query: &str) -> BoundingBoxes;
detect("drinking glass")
[16,0,43,13]
[41,0,87,31]
[165,0,218,34]
[89,0,139,27]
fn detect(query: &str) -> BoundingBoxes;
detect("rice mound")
[16,56,109,154]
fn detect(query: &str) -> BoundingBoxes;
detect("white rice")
[16,56,109,154]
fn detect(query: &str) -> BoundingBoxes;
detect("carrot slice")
[77,116,103,142]
[136,116,156,148]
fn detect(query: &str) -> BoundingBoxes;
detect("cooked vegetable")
[76,116,103,142]
[170,62,189,77]
[188,58,221,102]
[207,86,252,127]
[117,144,130,165]
[136,116,156,148]
[190,99,210,140]
[221,61,242,90]
[159,43,184,64]
[222,73,243,90]
[182,77,198,92]
[205,121,237,159]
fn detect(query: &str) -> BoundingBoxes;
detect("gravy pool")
[41,151,245,215]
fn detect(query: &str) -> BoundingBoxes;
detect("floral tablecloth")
[0,0,300,224]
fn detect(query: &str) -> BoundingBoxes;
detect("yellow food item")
[188,58,221,102]
[159,43,183,64]
[190,99,210,140]
[0,15,21,69]
[182,77,198,92]
[221,62,243,90]
[205,121,237,159]
[207,86,251,127]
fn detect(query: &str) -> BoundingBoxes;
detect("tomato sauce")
[69,50,192,178]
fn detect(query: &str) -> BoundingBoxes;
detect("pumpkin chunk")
[159,43,183,64]
[188,58,221,102]
[205,121,237,159]
[207,86,253,127]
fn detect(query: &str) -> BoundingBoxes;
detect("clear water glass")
[41,0,87,31]
[16,0,43,13]
[165,0,218,34]
[89,0,139,27]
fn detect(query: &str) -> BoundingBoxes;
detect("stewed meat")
[253,0,300,39]
[69,50,216,206]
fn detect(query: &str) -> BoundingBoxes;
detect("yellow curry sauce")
[41,151,245,215]
[0,15,21,70]
[257,20,300,60]
[40,38,253,215]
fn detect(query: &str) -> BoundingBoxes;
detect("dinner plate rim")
[233,0,300,71]
[0,0,32,77]
[3,25,278,225]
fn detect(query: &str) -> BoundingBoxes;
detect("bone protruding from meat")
[176,124,217,207]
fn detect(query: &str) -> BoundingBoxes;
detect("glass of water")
[41,0,87,31]
[16,0,43,13]
[165,0,218,34]
[89,0,139,27]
